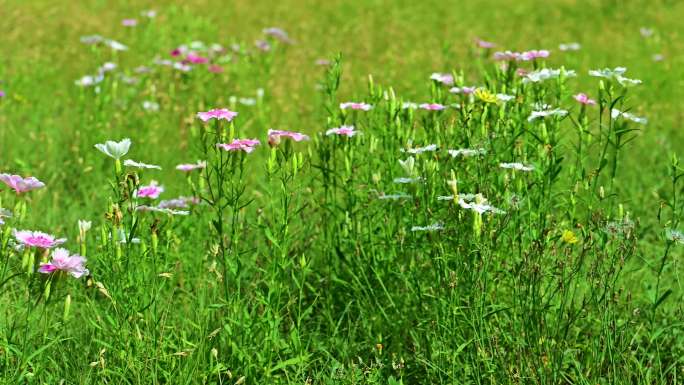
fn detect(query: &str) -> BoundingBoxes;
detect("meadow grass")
[1,1,684,384]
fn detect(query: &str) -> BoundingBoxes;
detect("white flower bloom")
[500,162,534,172]
[402,144,438,154]
[640,27,654,38]
[611,109,647,125]
[142,101,160,111]
[141,9,157,18]
[75,73,104,87]
[666,229,684,244]
[123,159,162,170]
[135,205,190,216]
[105,39,128,51]
[457,194,505,214]
[522,68,576,84]
[448,148,486,157]
[589,67,641,86]
[496,93,515,102]
[80,35,104,44]
[239,97,256,106]
[378,193,411,200]
[99,62,117,73]
[402,102,418,109]
[78,220,92,234]
[528,108,568,121]
[411,222,444,232]
[95,138,131,159]
[437,195,454,201]
[559,42,581,51]
[393,177,423,184]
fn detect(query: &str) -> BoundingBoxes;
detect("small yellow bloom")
[474,88,498,104]
[561,229,579,244]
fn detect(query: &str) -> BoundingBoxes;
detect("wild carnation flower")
[135,205,189,216]
[500,162,534,172]
[105,39,128,51]
[158,196,198,209]
[611,109,647,125]
[197,108,238,122]
[393,177,423,184]
[496,93,515,102]
[122,19,138,27]
[402,144,438,155]
[134,181,164,199]
[124,160,161,170]
[559,42,581,51]
[666,229,684,244]
[574,93,596,106]
[208,65,223,73]
[457,194,505,214]
[263,27,294,44]
[0,208,12,226]
[340,102,372,111]
[326,125,358,137]
[185,53,209,64]
[640,27,654,38]
[38,248,89,278]
[143,101,160,111]
[429,73,454,85]
[255,39,271,51]
[448,148,487,157]
[475,38,496,49]
[0,174,45,194]
[520,50,550,61]
[419,103,446,111]
[493,50,522,61]
[522,68,576,83]
[95,138,131,159]
[378,193,411,200]
[14,230,66,249]
[0,90,5,98]
[449,86,477,95]
[176,161,207,172]
[528,107,568,121]
[402,102,418,109]
[267,129,310,146]
[411,222,445,232]
[216,139,261,153]
[315,59,331,66]
[588,67,642,87]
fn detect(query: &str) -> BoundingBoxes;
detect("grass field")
[2,0,684,383]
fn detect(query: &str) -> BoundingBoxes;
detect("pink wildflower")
[325,125,357,137]
[216,139,261,153]
[340,102,372,111]
[419,103,446,111]
[476,38,496,49]
[38,248,89,278]
[208,64,223,73]
[255,40,271,52]
[0,174,45,194]
[520,50,550,61]
[574,93,596,106]
[185,53,209,64]
[263,27,294,44]
[196,108,238,122]
[493,51,522,61]
[430,73,454,85]
[268,129,310,146]
[14,230,66,249]
[122,19,138,27]
[450,86,477,95]
[315,59,331,66]
[134,181,164,199]
[175,161,207,172]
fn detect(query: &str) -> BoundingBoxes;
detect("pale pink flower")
[38,248,89,278]
[0,174,45,194]
[175,161,207,172]
[493,51,522,61]
[216,139,261,153]
[255,40,271,52]
[196,108,238,122]
[449,86,477,95]
[325,125,357,137]
[315,59,331,66]
[122,19,138,27]
[574,93,596,106]
[134,181,164,199]
[268,129,310,146]
[14,230,66,249]
[520,50,550,61]
[340,102,372,111]
[476,38,496,49]
[430,73,454,85]
[263,27,294,44]
[208,65,223,73]
[419,103,446,111]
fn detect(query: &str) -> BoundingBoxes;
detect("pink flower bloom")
[476,38,496,49]
[520,50,550,61]
[38,248,89,278]
[268,129,310,146]
[255,40,271,52]
[340,102,372,111]
[170,48,182,57]
[196,108,238,122]
[208,64,223,73]
[176,161,207,172]
[315,59,331,66]
[122,19,138,27]
[325,125,358,137]
[493,51,522,61]
[430,73,454,85]
[185,53,209,64]
[515,68,529,77]
[14,230,66,249]
[0,90,5,98]
[216,139,261,153]
[574,93,596,106]
[449,86,477,95]
[263,27,294,44]
[419,103,446,111]
[134,181,164,199]
[0,174,45,194]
